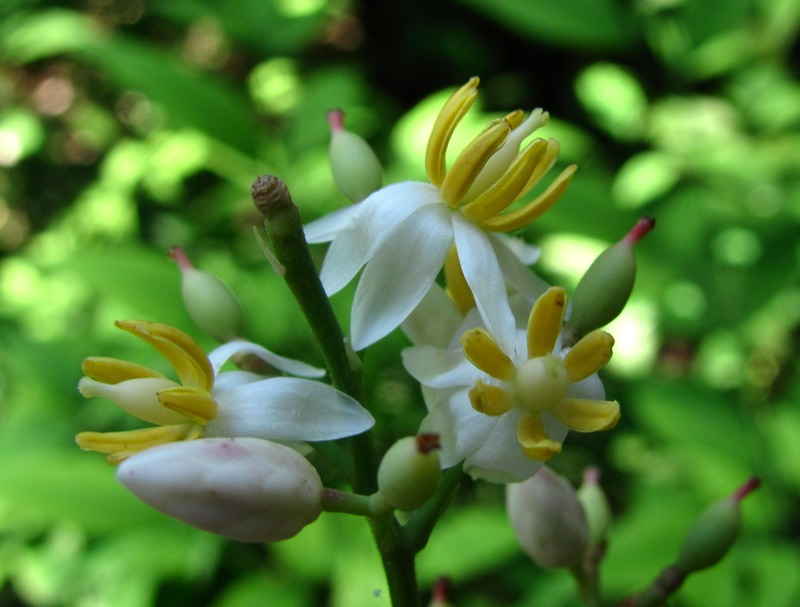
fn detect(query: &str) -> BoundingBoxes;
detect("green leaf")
[456,0,640,51]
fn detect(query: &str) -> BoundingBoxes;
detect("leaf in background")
[1,9,259,153]
[455,0,640,51]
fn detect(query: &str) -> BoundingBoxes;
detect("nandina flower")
[77,320,374,463]
[403,287,619,482]
[305,77,576,351]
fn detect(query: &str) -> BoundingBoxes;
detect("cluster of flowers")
[76,77,651,545]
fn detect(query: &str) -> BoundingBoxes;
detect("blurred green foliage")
[0,0,799,605]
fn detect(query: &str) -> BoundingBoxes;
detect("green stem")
[321,489,393,518]
[401,466,462,552]
[371,516,421,607]
[252,175,378,494]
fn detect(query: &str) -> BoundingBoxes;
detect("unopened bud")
[507,466,589,568]
[170,245,244,342]
[377,434,441,511]
[675,477,760,573]
[569,217,654,336]
[328,109,383,202]
[577,466,612,550]
[117,437,323,542]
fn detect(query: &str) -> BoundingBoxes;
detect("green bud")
[170,246,244,342]
[569,217,654,337]
[328,109,383,202]
[577,466,612,550]
[507,466,589,568]
[377,434,441,511]
[675,477,760,573]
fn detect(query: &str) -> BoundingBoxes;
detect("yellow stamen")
[517,411,562,460]
[82,357,166,384]
[520,139,561,193]
[526,287,567,358]
[76,423,202,463]
[439,119,511,207]
[116,320,214,391]
[460,138,548,222]
[157,386,218,424]
[425,77,480,187]
[479,164,577,232]
[564,331,614,382]
[469,381,516,416]
[461,328,516,382]
[550,398,620,432]
[444,246,475,314]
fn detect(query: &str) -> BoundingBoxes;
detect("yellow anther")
[82,357,166,384]
[439,118,511,207]
[520,139,561,193]
[461,328,517,382]
[526,287,567,358]
[116,320,214,391]
[157,386,219,425]
[479,164,577,233]
[461,138,548,222]
[564,331,615,382]
[551,398,620,432]
[76,423,202,464]
[425,77,480,187]
[517,411,562,460]
[444,246,476,314]
[469,381,516,416]
[502,109,526,130]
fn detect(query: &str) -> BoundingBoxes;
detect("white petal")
[400,283,462,348]
[208,377,374,441]
[317,182,441,295]
[495,233,541,266]
[303,204,360,243]
[452,214,516,354]
[419,387,491,469]
[350,204,453,350]
[401,345,477,389]
[208,341,325,378]
[491,235,549,305]
[463,408,544,483]
[566,373,606,401]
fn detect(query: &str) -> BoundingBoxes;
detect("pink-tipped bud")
[675,477,760,573]
[507,467,589,568]
[170,245,244,342]
[117,438,323,542]
[327,109,383,202]
[569,217,655,336]
[377,434,441,511]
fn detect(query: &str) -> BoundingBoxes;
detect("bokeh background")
[1,0,799,605]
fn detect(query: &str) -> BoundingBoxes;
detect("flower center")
[516,354,569,412]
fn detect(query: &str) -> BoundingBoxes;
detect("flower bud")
[506,466,589,568]
[377,434,441,511]
[170,245,244,342]
[577,466,612,550]
[117,437,323,542]
[569,217,654,337]
[675,477,760,573]
[328,109,383,202]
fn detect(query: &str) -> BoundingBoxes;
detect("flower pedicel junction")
[76,78,759,607]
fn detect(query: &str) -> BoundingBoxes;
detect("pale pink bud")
[117,437,323,542]
[506,466,589,568]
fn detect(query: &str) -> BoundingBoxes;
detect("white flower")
[77,320,374,463]
[403,287,619,483]
[305,77,576,351]
[117,437,323,542]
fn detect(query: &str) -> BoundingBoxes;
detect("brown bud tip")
[251,175,294,218]
[168,244,193,270]
[327,108,345,132]
[416,433,441,455]
[733,476,761,502]
[624,216,656,246]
